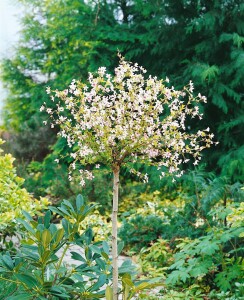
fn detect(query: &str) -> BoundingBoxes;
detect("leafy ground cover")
[0,180,243,299]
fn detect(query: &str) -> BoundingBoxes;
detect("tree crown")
[42,58,214,184]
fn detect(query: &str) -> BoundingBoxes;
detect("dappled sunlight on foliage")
[0,139,49,247]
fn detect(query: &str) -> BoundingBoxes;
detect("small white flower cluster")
[42,58,215,183]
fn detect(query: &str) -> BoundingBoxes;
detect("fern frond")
[201,65,219,83]
[219,33,244,48]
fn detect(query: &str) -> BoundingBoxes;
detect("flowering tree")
[42,57,214,299]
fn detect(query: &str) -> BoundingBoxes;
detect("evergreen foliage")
[0,139,49,247]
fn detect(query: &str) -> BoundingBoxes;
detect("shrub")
[0,195,113,299]
[165,203,244,294]
[138,239,173,277]
[119,215,165,252]
[0,139,49,250]
[138,239,173,278]
[0,195,162,299]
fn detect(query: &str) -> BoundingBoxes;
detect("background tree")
[97,0,244,181]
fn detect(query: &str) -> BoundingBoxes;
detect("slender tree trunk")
[112,165,120,300]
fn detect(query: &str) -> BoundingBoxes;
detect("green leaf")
[102,241,110,255]
[62,200,76,214]
[41,229,52,248]
[6,294,33,300]
[105,286,113,300]
[118,241,124,255]
[190,263,210,277]
[166,270,190,285]
[58,206,73,218]
[76,194,84,211]
[70,251,86,262]
[134,281,151,292]
[198,241,219,255]
[95,258,106,270]
[201,65,219,82]
[1,255,14,270]
[21,247,39,261]
[50,286,70,298]
[41,250,52,264]
[84,228,94,244]
[169,259,185,270]
[44,210,51,228]
[101,252,109,260]
[119,260,136,275]
[15,273,39,288]
[48,206,63,217]
[62,218,71,236]
[90,245,101,255]
[54,228,64,245]
[17,219,35,235]
[85,246,92,260]
[89,274,107,292]
[122,277,134,287]
[22,211,33,221]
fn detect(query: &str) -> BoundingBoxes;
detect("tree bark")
[112,166,120,300]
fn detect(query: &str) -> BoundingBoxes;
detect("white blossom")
[42,57,214,184]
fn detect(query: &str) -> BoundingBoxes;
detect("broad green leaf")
[72,273,84,283]
[41,250,52,264]
[168,259,185,270]
[76,194,84,211]
[21,248,39,261]
[90,245,101,255]
[101,251,109,260]
[118,241,124,255]
[119,260,136,275]
[37,224,45,232]
[49,224,58,236]
[6,294,33,300]
[15,273,39,288]
[102,241,110,255]
[62,200,76,213]
[122,277,134,287]
[95,258,106,270]
[89,274,107,292]
[1,255,14,270]
[199,241,219,255]
[166,270,190,284]
[105,286,113,300]
[190,263,210,277]
[57,206,73,218]
[84,228,94,244]
[50,286,70,298]
[41,229,51,248]
[22,210,33,221]
[134,281,151,292]
[62,218,71,236]
[48,206,64,217]
[70,251,86,262]
[44,210,51,228]
[85,246,92,260]
[17,219,35,235]
[53,228,64,245]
